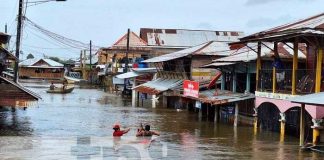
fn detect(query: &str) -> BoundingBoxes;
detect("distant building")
[19,58,64,79]
[139,28,244,58]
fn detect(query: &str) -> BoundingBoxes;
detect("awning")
[116,71,146,79]
[184,89,255,105]
[133,78,183,95]
[116,68,157,79]
[290,92,324,106]
[202,62,235,68]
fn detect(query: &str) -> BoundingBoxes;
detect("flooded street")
[0,84,320,159]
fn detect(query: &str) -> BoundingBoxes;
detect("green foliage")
[48,56,75,65]
[26,53,34,59]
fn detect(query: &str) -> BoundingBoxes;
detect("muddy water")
[0,84,321,159]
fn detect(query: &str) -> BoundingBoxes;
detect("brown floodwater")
[0,83,321,159]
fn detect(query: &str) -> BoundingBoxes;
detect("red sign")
[183,80,199,98]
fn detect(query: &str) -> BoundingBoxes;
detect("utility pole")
[89,40,92,84]
[14,0,23,83]
[123,28,130,94]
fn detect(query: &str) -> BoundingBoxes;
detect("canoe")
[47,86,74,94]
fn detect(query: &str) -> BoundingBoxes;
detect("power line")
[24,17,102,50]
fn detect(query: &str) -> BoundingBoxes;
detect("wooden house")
[233,13,324,145]
[0,32,40,108]
[19,58,64,79]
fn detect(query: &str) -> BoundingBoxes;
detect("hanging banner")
[183,80,199,98]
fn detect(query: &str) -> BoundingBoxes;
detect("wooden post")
[163,95,167,108]
[273,42,278,93]
[246,71,251,93]
[234,102,239,127]
[256,42,262,91]
[214,105,220,123]
[315,48,323,93]
[313,127,320,145]
[232,66,237,93]
[152,73,158,108]
[198,107,202,121]
[272,68,276,93]
[253,116,258,135]
[292,38,298,95]
[221,73,225,90]
[300,104,305,146]
[279,113,286,142]
[152,95,156,108]
[131,78,136,107]
[311,119,322,145]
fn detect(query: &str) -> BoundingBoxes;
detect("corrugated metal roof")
[212,42,305,63]
[116,71,143,79]
[140,28,244,47]
[133,78,182,95]
[112,31,148,47]
[241,13,324,41]
[19,58,64,67]
[0,76,41,100]
[143,41,231,63]
[0,46,17,61]
[202,62,235,68]
[185,89,255,105]
[116,68,157,79]
[290,92,324,106]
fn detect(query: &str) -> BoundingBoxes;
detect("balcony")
[256,69,319,99]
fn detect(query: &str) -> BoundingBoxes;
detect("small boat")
[47,86,74,94]
[64,76,85,84]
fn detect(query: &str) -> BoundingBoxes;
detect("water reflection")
[0,84,321,159]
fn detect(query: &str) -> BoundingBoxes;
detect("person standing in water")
[50,82,56,90]
[136,125,160,137]
[113,124,130,137]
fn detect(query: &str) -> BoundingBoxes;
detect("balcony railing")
[259,69,316,95]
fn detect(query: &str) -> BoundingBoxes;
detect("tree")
[26,53,34,59]
[48,56,61,63]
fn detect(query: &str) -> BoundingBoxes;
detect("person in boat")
[62,79,68,90]
[136,125,160,137]
[50,82,56,90]
[113,124,130,137]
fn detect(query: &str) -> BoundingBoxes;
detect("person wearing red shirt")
[113,124,130,137]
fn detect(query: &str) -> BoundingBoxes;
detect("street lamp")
[13,0,66,82]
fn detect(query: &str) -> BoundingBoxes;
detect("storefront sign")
[183,80,199,98]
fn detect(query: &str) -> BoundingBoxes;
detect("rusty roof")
[211,42,305,63]
[186,89,255,105]
[140,28,244,47]
[112,31,148,47]
[184,89,255,105]
[241,13,324,41]
[143,41,231,63]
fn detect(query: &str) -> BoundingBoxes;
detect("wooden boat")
[64,76,85,84]
[47,86,74,94]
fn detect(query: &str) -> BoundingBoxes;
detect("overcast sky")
[0,0,323,59]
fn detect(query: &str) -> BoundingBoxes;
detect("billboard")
[183,80,199,98]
